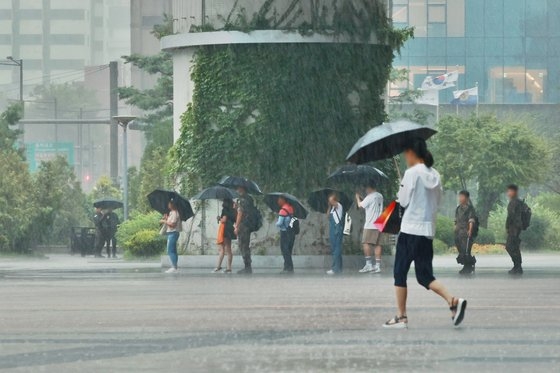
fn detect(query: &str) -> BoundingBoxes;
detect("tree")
[32,156,89,245]
[433,115,550,227]
[91,176,122,200]
[546,134,560,195]
[27,82,99,119]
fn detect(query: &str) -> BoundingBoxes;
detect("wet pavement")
[0,255,559,372]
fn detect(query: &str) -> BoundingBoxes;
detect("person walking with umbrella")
[234,186,256,274]
[384,137,467,329]
[326,193,344,275]
[213,198,237,274]
[275,195,296,274]
[355,181,384,274]
[93,207,108,258]
[160,200,182,274]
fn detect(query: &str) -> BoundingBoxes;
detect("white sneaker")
[326,270,335,275]
[165,267,178,273]
[371,265,381,274]
[359,263,374,273]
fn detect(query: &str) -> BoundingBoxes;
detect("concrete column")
[172,49,195,142]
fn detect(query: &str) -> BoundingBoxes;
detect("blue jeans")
[329,215,344,273]
[167,231,180,268]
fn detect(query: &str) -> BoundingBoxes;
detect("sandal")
[450,297,467,326]
[382,315,408,329]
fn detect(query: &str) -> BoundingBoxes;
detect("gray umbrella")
[346,120,437,164]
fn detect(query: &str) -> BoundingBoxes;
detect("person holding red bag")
[383,137,467,329]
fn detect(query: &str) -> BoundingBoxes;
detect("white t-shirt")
[166,210,182,233]
[330,202,344,225]
[360,191,383,229]
[397,163,442,239]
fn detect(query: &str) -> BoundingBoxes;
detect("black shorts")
[394,232,436,289]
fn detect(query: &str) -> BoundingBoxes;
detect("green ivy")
[172,0,412,196]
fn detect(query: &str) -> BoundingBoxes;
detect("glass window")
[466,37,484,57]
[392,0,409,24]
[405,37,427,57]
[427,37,447,57]
[525,0,547,37]
[503,38,524,57]
[526,37,547,56]
[446,37,465,57]
[465,0,484,37]
[447,0,465,37]
[548,38,560,57]
[428,5,446,23]
[483,0,504,37]
[484,38,503,57]
[503,0,524,37]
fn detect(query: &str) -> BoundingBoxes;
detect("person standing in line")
[505,184,524,276]
[93,207,107,258]
[454,191,477,275]
[384,137,467,329]
[355,182,384,273]
[326,193,344,275]
[235,186,254,274]
[161,200,182,274]
[276,196,296,274]
[103,208,120,259]
[213,198,236,274]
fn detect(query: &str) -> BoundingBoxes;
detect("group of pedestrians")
[93,207,119,258]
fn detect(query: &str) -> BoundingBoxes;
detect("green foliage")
[435,215,455,247]
[137,147,171,212]
[27,82,99,119]
[32,156,89,245]
[433,239,451,255]
[433,115,550,227]
[0,103,23,150]
[476,228,495,245]
[116,212,161,248]
[123,229,165,258]
[91,176,122,200]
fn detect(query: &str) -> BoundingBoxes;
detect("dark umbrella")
[147,189,194,221]
[307,189,352,213]
[93,198,123,210]
[264,193,308,219]
[192,186,239,201]
[327,165,388,186]
[218,176,263,195]
[346,120,437,164]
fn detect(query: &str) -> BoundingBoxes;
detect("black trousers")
[506,231,522,266]
[105,235,117,256]
[280,229,295,271]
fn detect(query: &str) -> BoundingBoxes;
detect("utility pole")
[109,61,119,184]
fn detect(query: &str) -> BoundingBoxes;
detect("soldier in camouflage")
[505,184,524,275]
[454,190,477,275]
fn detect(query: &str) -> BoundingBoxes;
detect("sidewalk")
[1,253,559,272]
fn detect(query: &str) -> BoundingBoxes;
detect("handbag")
[159,224,167,236]
[374,201,404,234]
[217,222,225,245]
[343,214,352,236]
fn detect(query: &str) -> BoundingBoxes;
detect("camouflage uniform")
[454,204,476,265]
[506,198,523,267]
[237,194,254,269]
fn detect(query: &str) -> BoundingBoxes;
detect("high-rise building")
[391,0,560,105]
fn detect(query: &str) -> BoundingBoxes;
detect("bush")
[116,212,162,247]
[433,239,451,255]
[475,228,495,245]
[123,229,165,257]
[435,215,455,247]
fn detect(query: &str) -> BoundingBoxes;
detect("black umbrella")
[346,120,437,164]
[147,189,194,221]
[218,176,263,195]
[264,193,309,219]
[307,189,352,213]
[192,186,239,201]
[93,198,123,210]
[327,165,388,186]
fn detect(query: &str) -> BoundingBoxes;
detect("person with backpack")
[326,193,344,275]
[505,184,530,276]
[454,191,477,275]
[234,186,258,274]
[276,196,296,274]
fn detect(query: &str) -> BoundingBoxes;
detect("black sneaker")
[237,267,253,275]
[460,265,475,276]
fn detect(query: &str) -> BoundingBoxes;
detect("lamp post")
[113,115,136,221]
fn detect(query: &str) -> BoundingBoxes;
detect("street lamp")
[113,115,136,221]
[5,56,23,102]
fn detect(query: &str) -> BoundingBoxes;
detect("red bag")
[374,201,404,234]
[217,223,225,245]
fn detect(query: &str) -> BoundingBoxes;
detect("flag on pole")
[451,86,479,106]
[414,89,439,106]
[421,71,459,90]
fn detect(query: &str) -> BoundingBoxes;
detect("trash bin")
[70,227,97,257]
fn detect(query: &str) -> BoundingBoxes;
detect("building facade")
[391,0,560,105]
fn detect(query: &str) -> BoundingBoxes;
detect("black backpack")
[520,200,532,230]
